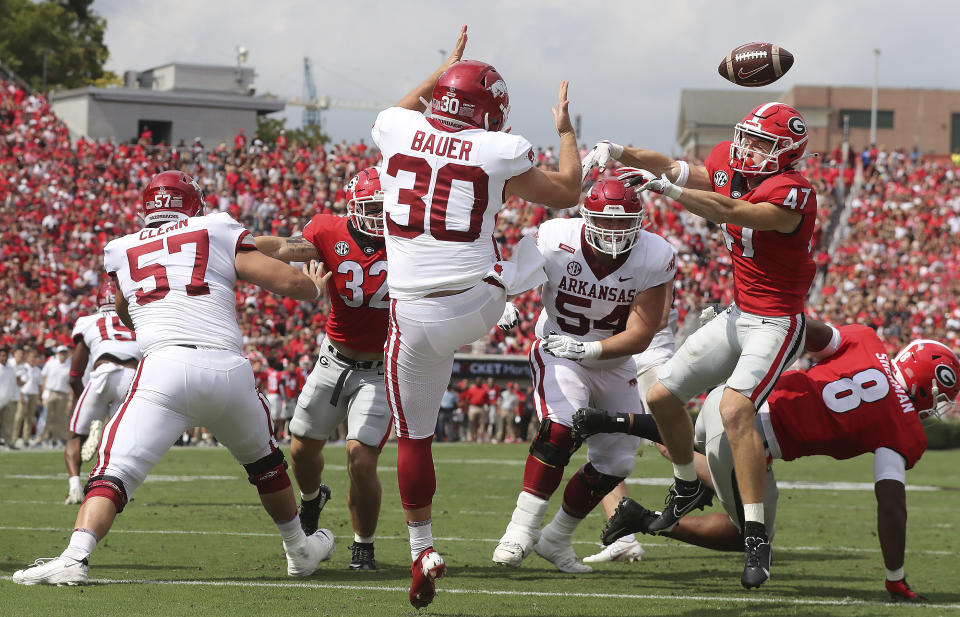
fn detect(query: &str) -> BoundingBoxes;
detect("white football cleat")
[533,533,593,574]
[582,537,646,563]
[13,556,89,586]
[81,420,103,463]
[64,487,83,505]
[285,529,335,576]
[492,539,530,567]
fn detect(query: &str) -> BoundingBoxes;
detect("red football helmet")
[580,179,644,258]
[346,167,384,237]
[729,102,808,177]
[96,278,117,311]
[141,170,204,227]
[892,339,960,420]
[429,60,510,131]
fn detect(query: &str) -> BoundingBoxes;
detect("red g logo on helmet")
[936,364,957,389]
[787,116,806,135]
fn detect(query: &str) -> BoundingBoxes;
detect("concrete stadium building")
[50,63,284,146]
[677,85,960,159]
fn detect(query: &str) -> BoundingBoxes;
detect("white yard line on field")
[1,575,956,610]
[0,526,953,556]
[3,472,946,491]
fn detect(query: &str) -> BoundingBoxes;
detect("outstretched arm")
[255,235,320,263]
[395,25,468,111]
[235,251,331,301]
[505,81,580,209]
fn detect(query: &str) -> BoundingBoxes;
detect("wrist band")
[674,160,690,187]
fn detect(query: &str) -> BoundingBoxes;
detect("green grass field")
[1,442,958,616]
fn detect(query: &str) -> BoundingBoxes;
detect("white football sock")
[501,491,548,543]
[61,528,98,562]
[743,503,764,525]
[408,518,433,562]
[278,515,306,546]
[673,461,698,483]
[542,507,582,542]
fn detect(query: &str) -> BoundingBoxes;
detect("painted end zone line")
[1,576,956,610]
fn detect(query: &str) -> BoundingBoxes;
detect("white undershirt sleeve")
[873,447,907,485]
[809,325,842,362]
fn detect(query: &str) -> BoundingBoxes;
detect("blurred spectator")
[40,345,71,444]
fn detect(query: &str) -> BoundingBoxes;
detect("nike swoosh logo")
[738,66,766,79]
[618,276,632,282]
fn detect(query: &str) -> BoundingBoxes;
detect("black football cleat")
[647,478,714,533]
[298,484,331,536]
[741,532,772,589]
[601,497,661,545]
[349,542,377,571]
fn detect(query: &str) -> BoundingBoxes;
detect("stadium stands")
[3,78,953,406]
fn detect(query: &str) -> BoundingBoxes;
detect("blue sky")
[92,0,960,154]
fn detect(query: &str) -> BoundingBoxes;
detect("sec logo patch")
[566,261,582,276]
[713,170,729,187]
[334,241,350,257]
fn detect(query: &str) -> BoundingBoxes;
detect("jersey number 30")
[384,153,490,242]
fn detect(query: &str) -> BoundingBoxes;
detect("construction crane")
[288,57,391,129]
[302,58,320,127]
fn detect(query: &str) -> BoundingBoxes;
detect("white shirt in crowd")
[0,363,19,406]
[18,363,41,396]
[41,356,72,394]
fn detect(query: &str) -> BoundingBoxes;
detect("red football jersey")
[704,142,817,316]
[768,325,927,468]
[301,214,389,353]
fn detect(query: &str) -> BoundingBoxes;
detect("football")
[719,42,794,87]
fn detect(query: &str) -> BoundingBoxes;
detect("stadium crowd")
[2,78,957,447]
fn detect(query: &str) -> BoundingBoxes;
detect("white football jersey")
[103,212,257,355]
[634,307,679,375]
[72,310,141,365]
[372,106,534,300]
[527,218,678,369]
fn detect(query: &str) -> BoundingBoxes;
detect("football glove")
[542,334,602,362]
[572,407,631,441]
[886,578,928,603]
[497,302,520,332]
[699,305,717,327]
[581,140,624,180]
[617,167,683,200]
